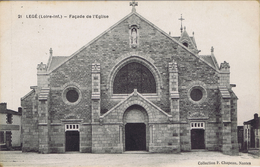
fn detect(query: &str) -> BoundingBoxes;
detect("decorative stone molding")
[186,81,207,104]
[92,61,100,73]
[62,85,82,105]
[37,62,47,73]
[107,53,162,97]
[220,61,230,70]
[129,24,140,48]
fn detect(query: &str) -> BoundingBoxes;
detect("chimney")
[0,103,7,111]
[254,113,258,120]
[18,107,22,114]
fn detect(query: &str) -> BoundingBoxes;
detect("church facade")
[21,4,238,155]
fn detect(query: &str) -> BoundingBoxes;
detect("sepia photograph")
[0,1,259,166]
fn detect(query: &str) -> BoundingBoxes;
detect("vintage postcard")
[0,1,259,167]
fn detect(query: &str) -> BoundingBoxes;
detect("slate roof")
[244,117,260,129]
[0,109,21,115]
[172,36,196,47]
[199,55,219,69]
[48,56,68,71]
[0,104,21,115]
[21,89,35,101]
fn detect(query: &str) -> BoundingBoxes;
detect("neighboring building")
[243,114,260,150]
[237,126,244,151]
[0,103,22,150]
[21,2,238,155]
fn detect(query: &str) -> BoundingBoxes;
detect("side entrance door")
[191,129,205,149]
[65,131,79,151]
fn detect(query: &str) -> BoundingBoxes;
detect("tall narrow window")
[113,62,156,94]
[0,131,4,143]
[7,114,12,124]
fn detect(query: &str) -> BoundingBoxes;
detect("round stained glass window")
[66,89,79,103]
[190,89,203,101]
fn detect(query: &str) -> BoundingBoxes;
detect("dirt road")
[0,151,259,167]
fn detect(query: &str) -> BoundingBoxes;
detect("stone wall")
[21,90,39,152]
[21,12,238,155]
[149,124,180,153]
[206,122,221,151]
[92,124,122,153]
[49,124,64,153]
[180,123,190,151]
[230,92,239,155]
[80,124,92,153]
[48,14,220,122]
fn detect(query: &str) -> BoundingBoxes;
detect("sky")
[0,1,259,125]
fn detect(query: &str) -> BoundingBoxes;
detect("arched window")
[113,62,156,94]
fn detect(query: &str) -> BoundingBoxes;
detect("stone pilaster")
[168,60,180,152]
[220,97,232,155]
[219,61,230,88]
[169,60,179,121]
[38,88,50,154]
[37,62,49,91]
[91,62,101,123]
[230,97,239,155]
[37,61,50,154]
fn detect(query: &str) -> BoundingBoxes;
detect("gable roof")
[48,56,68,71]
[178,29,197,49]
[101,90,171,119]
[172,36,197,48]
[21,89,35,101]
[244,117,260,129]
[47,11,219,73]
[199,55,219,69]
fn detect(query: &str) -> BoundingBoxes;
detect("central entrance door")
[65,131,79,151]
[125,123,146,151]
[191,129,205,149]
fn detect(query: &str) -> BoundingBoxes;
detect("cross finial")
[130,0,138,12]
[49,48,53,56]
[211,46,214,53]
[178,14,185,33]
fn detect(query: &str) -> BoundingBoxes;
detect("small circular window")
[190,89,203,101]
[188,86,206,103]
[66,89,79,102]
[63,86,81,105]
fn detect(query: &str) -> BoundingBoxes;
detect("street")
[0,151,259,167]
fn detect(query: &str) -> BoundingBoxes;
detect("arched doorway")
[123,105,149,151]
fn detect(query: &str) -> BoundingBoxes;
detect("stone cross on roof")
[179,14,185,33]
[130,0,138,12]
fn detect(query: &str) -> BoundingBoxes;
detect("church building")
[21,2,238,155]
